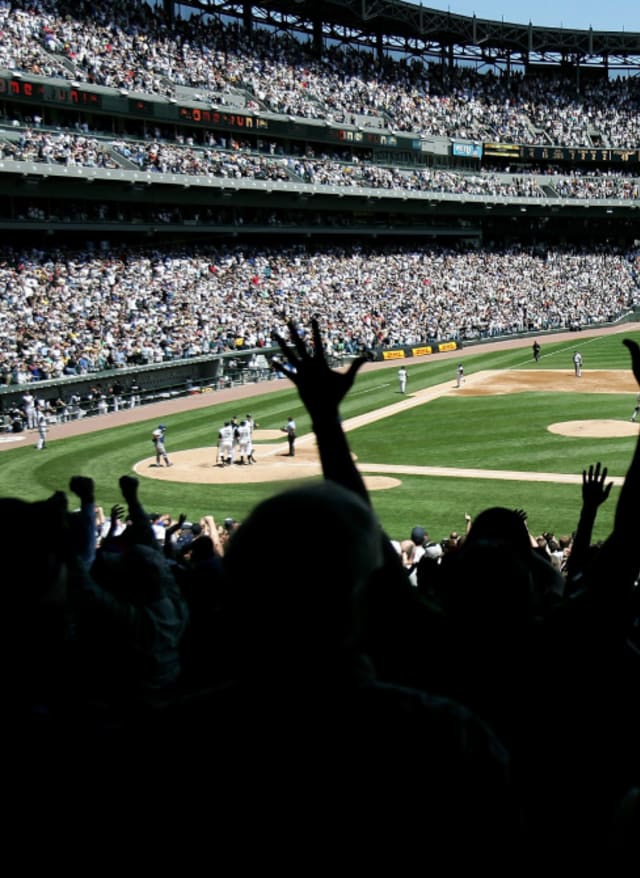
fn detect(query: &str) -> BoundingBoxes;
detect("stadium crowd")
[4,128,640,202]
[0,241,638,384]
[7,320,639,862]
[1,0,639,150]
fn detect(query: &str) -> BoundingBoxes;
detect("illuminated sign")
[178,106,268,129]
[0,77,102,107]
[521,145,640,164]
[329,129,403,148]
[452,142,483,159]
[484,140,640,164]
[482,142,521,158]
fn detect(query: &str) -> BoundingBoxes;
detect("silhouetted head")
[465,507,531,558]
[223,481,384,672]
[0,491,69,607]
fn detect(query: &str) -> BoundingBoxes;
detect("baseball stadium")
[2,0,639,860]
[1,323,638,541]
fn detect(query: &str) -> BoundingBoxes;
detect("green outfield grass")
[1,329,637,543]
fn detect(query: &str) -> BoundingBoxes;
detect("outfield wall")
[2,307,637,426]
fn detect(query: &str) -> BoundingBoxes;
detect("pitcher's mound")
[548,419,638,438]
[136,444,401,490]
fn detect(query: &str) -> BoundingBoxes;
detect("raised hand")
[69,475,95,503]
[119,475,139,504]
[581,462,613,511]
[623,338,640,386]
[271,318,367,423]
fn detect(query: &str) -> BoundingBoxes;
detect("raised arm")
[272,318,369,502]
[202,514,224,557]
[163,513,187,560]
[68,475,97,570]
[119,475,157,550]
[572,339,640,617]
[564,462,613,591]
[612,339,640,545]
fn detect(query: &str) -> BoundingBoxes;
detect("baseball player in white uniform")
[573,351,583,377]
[237,419,251,464]
[218,421,234,466]
[398,366,407,394]
[36,409,48,450]
[23,391,37,429]
[246,413,257,463]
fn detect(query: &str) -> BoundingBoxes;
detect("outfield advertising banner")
[382,350,406,360]
[377,341,459,361]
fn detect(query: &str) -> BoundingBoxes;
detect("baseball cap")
[158,424,166,429]
[411,526,426,544]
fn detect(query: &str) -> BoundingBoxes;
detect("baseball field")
[1,323,638,544]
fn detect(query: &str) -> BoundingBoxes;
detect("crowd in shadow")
[6,321,639,863]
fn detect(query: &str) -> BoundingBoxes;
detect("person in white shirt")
[23,391,37,429]
[398,366,407,394]
[218,421,234,466]
[237,419,251,464]
[36,410,48,450]
[573,351,583,377]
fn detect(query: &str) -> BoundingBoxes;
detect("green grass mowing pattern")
[350,392,635,473]
[0,388,316,519]
[520,332,636,371]
[1,327,637,540]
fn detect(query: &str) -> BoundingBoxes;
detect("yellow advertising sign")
[411,346,433,357]
[438,342,458,352]
[382,350,406,360]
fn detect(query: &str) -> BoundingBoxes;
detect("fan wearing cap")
[401,526,442,585]
[151,423,172,467]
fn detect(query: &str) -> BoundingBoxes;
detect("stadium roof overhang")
[177,0,640,69]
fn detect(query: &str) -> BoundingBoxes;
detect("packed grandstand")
[0,0,638,389]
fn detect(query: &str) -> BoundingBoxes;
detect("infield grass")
[1,329,637,543]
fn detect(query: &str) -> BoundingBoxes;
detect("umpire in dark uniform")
[282,416,296,456]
